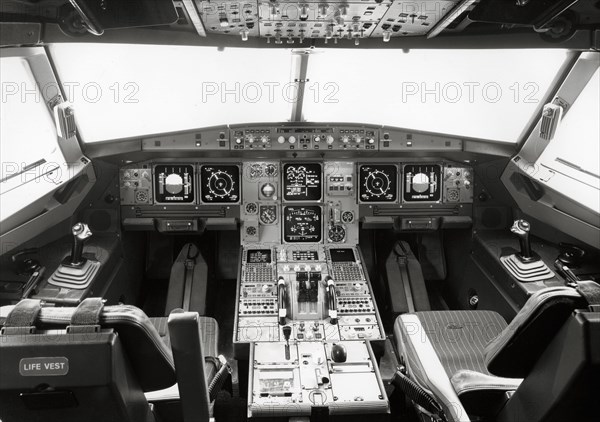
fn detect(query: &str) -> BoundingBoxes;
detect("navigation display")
[247,249,272,264]
[283,206,322,243]
[402,164,441,202]
[358,164,398,202]
[283,163,322,201]
[200,165,240,203]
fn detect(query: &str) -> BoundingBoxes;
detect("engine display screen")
[283,206,322,243]
[200,165,240,203]
[358,164,398,202]
[247,249,272,264]
[402,164,441,202]
[283,163,322,201]
[154,164,195,203]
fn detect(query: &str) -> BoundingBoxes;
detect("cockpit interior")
[1,1,599,422]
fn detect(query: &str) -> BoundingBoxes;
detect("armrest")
[168,311,211,422]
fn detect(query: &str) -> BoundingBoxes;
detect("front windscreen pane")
[303,49,568,143]
[48,44,294,143]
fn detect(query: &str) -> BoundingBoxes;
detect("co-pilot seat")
[0,298,221,422]
[394,282,600,422]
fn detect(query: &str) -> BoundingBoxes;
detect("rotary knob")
[247,135,255,144]
[262,284,272,293]
[354,135,361,144]
[261,183,276,198]
[288,136,296,144]
[326,135,335,145]
[367,137,375,145]
[277,136,286,144]
[341,135,350,144]
[261,135,269,144]
[235,137,243,144]
[314,136,321,143]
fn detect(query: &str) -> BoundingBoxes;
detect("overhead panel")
[371,0,459,38]
[196,1,261,37]
[259,1,391,42]
[195,1,462,40]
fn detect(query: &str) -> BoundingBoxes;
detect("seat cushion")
[150,315,219,358]
[397,310,507,378]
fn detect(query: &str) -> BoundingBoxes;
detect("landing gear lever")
[67,223,93,267]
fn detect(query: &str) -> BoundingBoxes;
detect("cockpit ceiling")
[1,0,598,46]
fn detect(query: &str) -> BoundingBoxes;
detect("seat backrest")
[0,298,176,422]
[484,285,588,378]
[497,309,599,422]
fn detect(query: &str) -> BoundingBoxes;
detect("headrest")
[0,299,175,392]
[484,285,587,378]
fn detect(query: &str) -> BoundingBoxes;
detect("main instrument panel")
[118,124,480,418]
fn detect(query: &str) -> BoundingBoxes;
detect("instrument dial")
[264,164,278,177]
[245,202,258,214]
[328,225,346,243]
[249,164,263,179]
[341,211,354,223]
[259,205,277,225]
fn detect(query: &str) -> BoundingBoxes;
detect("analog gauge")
[264,164,278,177]
[135,189,149,203]
[261,183,276,198]
[359,165,397,202]
[246,226,257,236]
[200,165,240,203]
[341,211,354,223]
[328,225,346,243]
[249,164,263,179]
[245,202,258,214]
[259,205,277,225]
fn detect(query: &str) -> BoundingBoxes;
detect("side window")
[0,48,93,253]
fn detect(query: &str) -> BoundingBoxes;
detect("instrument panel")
[120,158,474,238]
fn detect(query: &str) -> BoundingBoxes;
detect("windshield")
[49,44,568,144]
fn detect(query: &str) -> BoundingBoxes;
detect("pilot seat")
[0,297,226,422]
[393,281,600,422]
